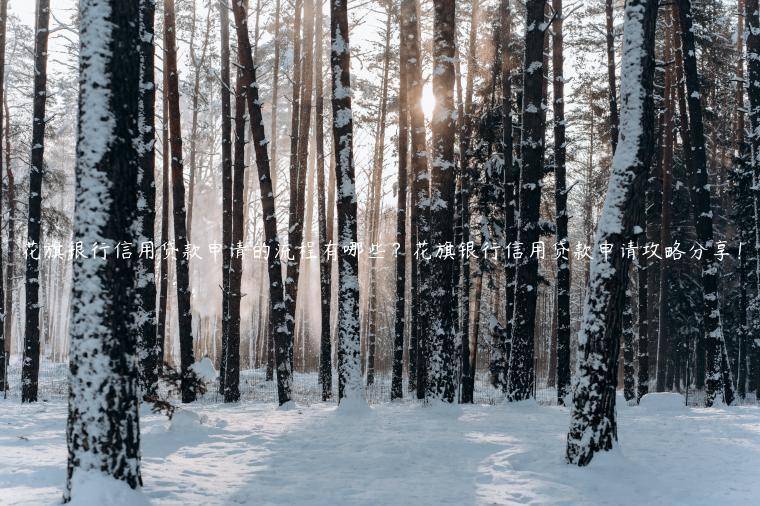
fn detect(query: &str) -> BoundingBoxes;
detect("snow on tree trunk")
[0,0,7,393]
[426,0,457,403]
[606,0,620,154]
[136,0,159,400]
[164,0,197,403]
[21,0,50,404]
[330,0,364,404]
[676,0,735,407]
[507,0,547,402]
[232,0,293,405]
[552,0,571,405]
[66,0,143,498]
[566,0,657,466]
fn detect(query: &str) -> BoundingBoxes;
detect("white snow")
[67,471,150,506]
[3,399,760,505]
[190,357,218,383]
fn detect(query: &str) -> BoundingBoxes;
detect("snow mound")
[190,357,217,382]
[169,409,208,431]
[336,397,371,417]
[68,471,150,506]
[277,400,297,411]
[639,393,685,412]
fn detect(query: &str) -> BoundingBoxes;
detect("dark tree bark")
[605,0,619,153]
[137,0,159,400]
[392,0,408,401]
[3,99,12,384]
[330,0,363,403]
[623,286,636,401]
[400,0,428,397]
[747,0,760,398]
[314,4,332,401]
[552,0,571,405]
[219,0,233,397]
[507,0,546,402]
[21,0,50,403]
[426,0,457,402]
[232,0,293,404]
[567,0,657,466]
[165,0,197,403]
[225,60,246,403]
[676,0,735,407]
[0,0,7,393]
[66,0,143,498]
[157,55,170,370]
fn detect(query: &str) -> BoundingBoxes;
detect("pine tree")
[66,0,143,497]
[136,0,159,400]
[21,0,50,403]
[164,0,197,403]
[426,0,457,402]
[507,0,547,402]
[232,0,293,405]
[220,0,233,397]
[676,0,735,407]
[330,0,363,404]
[567,0,658,466]
[0,0,7,393]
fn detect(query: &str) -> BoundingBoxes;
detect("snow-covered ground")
[2,394,760,505]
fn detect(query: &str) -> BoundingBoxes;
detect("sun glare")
[421,83,436,120]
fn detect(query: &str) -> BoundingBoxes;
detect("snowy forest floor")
[2,395,760,505]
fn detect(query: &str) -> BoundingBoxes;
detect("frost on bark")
[552,0,571,405]
[676,0,735,407]
[21,0,50,403]
[330,0,364,404]
[746,0,760,397]
[507,0,547,402]
[164,0,197,403]
[232,0,293,405]
[0,0,7,393]
[425,0,457,403]
[66,0,142,498]
[136,0,159,400]
[567,0,657,466]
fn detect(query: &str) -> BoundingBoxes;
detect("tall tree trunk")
[605,0,619,153]
[0,0,7,393]
[225,61,246,403]
[567,0,657,466]
[552,0,571,405]
[400,0,428,397]
[330,0,363,404]
[506,0,546,402]
[656,6,676,393]
[66,0,142,497]
[392,0,409,401]
[623,285,636,401]
[676,0,735,407]
[232,0,293,404]
[314,4,332,400]
[366,6,392,387]
[137,0,159,400]
[165,0,197,403]
[747,0,760,399]
[157,55,170,370]
[21,0,50,403]
[425,0,457,402]
[220,0,234,399]
[269,0,282,198]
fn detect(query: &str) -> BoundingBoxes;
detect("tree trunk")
[506,0,546,402]
[137,0,159,400]
[567,0,657,466]
[623,285,636,401]
[232,0,293,404]
[425,0,457,402]
[747,0,760,399]
[157,53,170,370]
[552,0,571,405]
[392,0,409,401]
[330,0,363,404]
[676,0,735,407]
[21,0,50,403]
[605,0,619,153]
[314,4,332,401]
[0,0,7,392]
[269,0,282,196]
[66,0,142,496]
[165,0,197,403]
